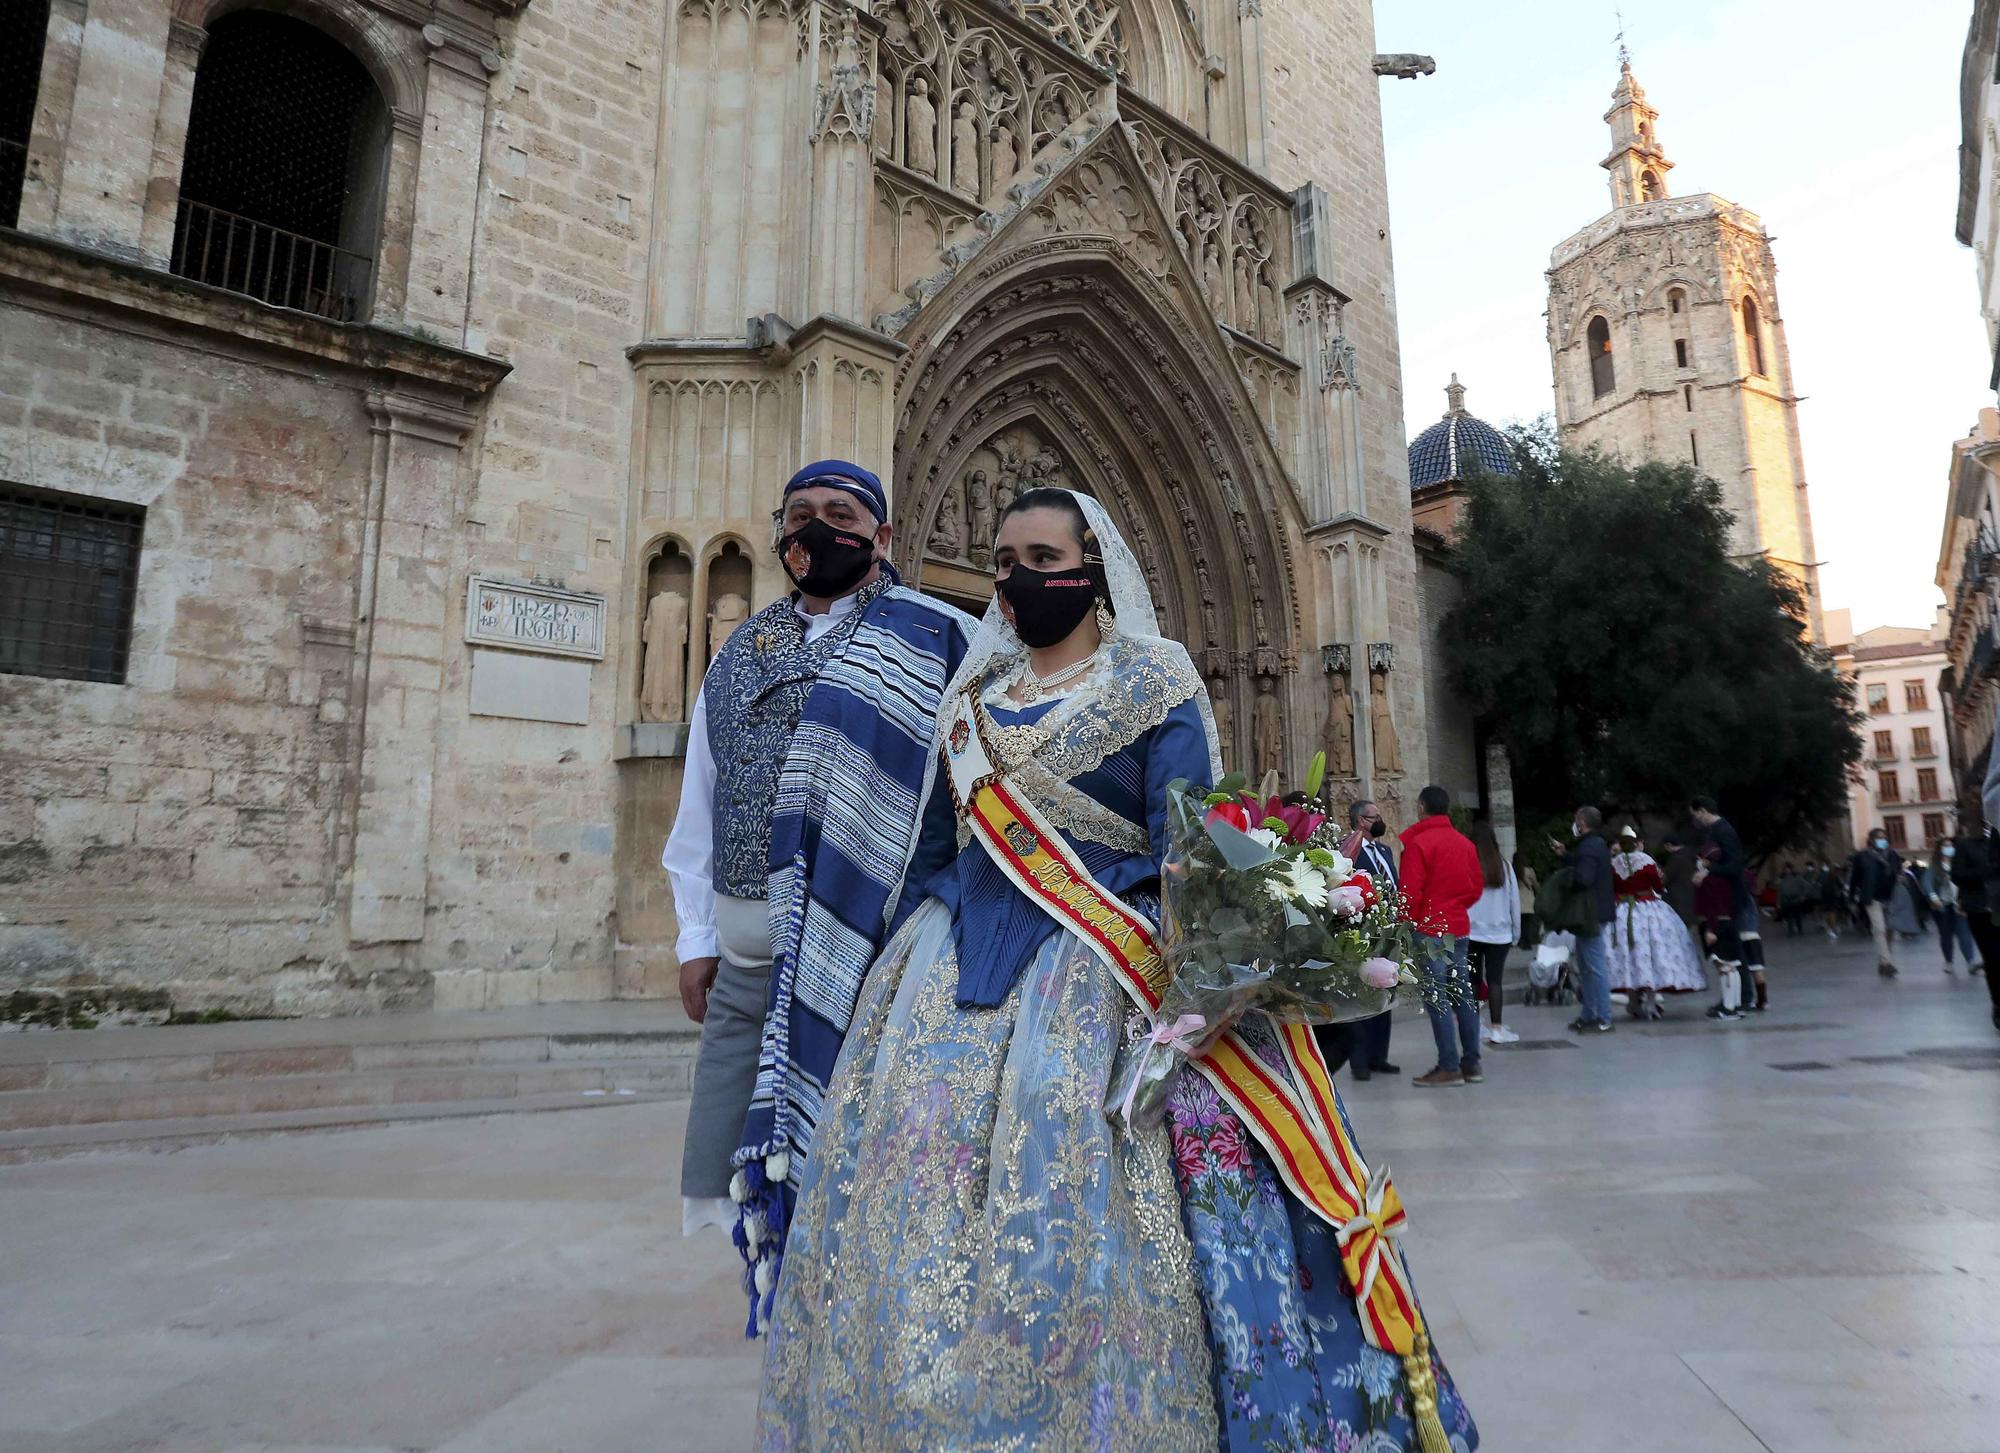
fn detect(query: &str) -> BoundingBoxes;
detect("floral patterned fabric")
[756,899,1479,1453]
[1166,1069,1479,1452]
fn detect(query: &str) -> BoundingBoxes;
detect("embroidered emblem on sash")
[948,718,971,756]
[1003,821,1038,855]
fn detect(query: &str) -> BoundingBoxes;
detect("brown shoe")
[1411,1067,1465,1088]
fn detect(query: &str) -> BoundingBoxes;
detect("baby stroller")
[1525,929,1577,1006]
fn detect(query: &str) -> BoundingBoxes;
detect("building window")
[1689,430,1699,466]
[1641,170,1662,201]
[1668,288,1684,315]
[1884,817,1908,850]
[1873,729,1895,760]
[0,483,145,684]
[1741,296,1767,376]
[1587,316,1615,398]
[1,0,51,227]
[1673,338,1688,369]
[1878,769,1901,803]
[1866,682,1889,714]
[1912,725,1933,757]
[1917,767,1940,801]
[1904,679,1929,711]
[172,10,389,321]
[1923,811,1948,843]
[1684,384,1693,411]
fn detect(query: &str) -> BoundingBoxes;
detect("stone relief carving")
[951,102,981,193]
[1322,663,1355,779]
[640,585,690,724]
[1253,673,1283,780]
[813,13,876,143]
[1209,675,1234,769]
[905,75,939,176]
[1018,0,1127,74]
[1368,667,1401,776]
[923,424,1078,567]
[708,592,750,667]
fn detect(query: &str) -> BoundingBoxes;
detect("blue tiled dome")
[1407,376,1516,490]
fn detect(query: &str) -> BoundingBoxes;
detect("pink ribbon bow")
[1118,1013,1208,1128]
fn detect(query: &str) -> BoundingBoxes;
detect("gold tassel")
[1403,1332,1454,1453]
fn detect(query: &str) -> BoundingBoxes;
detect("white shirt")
[1467,861,1521,945]
[661,591,863,961]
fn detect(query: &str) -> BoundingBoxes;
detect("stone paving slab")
[0,932,1995,1451]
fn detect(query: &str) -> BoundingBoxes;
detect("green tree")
[1441,423,1862,857]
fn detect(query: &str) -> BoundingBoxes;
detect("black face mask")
[780,517,876,598]
[1369,819,1388,839]
[998,563,1100,649]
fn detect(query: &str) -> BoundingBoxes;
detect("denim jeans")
[1421,934,1480,1073]
[1937,904,1980,964]
[1574,926,1613,1025]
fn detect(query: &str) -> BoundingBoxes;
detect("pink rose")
[1360,957,1401,990]
[1327,885,1366,917]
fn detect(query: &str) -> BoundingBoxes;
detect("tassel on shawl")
[1402,1333,1455,1453]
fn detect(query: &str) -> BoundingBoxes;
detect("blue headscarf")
[783,459,888,525]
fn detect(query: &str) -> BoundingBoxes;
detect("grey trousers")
[679,897,774,1201]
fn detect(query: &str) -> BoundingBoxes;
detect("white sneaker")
[1478,1023,1493,1042]
[1489,1024,1521,1044]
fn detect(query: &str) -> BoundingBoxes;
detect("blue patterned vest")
[702,577,890,898]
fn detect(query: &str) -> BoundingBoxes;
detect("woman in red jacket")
[1400,785,1487,1087]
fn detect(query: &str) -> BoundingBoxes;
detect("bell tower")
[1602,59,1673,207]
[1545,59,1824,642]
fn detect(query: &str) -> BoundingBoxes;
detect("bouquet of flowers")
[1107,753,1443,1128]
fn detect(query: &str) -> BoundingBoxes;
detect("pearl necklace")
[1012,648,1099,705]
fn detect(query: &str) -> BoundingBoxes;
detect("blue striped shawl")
[731,577,971,1334]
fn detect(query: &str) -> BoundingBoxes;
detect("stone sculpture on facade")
[1368,668,1401,776]
[906,76,938,177]
[1322,665,1355,779]
[951,103,981,194]
[708,592,750,668]
[989,124,1018,195]
[1253,674,1282,780]
[640,584,690,723]
[965,467,995,566]
[926,482,962,557]
[1209,677,1235,770]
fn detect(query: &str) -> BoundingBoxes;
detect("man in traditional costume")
[663,460,973,1328]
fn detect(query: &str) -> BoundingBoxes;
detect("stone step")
[0,1088,680,1165]
[0,1057,694,1131]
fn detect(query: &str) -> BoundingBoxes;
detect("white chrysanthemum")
[1324,851,1354,885]
[1265,856,1330,908]
[1245,827,1283,852]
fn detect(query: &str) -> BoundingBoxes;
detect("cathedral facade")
[1546,61,1825,640]
[1,0,1432,1013]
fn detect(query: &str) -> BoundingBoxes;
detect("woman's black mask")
[998,563,1100,649]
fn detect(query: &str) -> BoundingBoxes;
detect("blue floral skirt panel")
[1166,1069,1479,1452]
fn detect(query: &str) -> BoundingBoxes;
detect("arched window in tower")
[1668,287,1686,315]
[1,0,52,227]
[1587,316,1615,398]
[1641,170,1662,201]
[1741,296,1767,376]
[171,11,388,321]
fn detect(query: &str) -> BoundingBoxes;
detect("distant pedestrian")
[1466,820,1522,1046]
[1849,828,1903,978]
[1693,845,1744,1020]
[1777,863,1812,938]
[1923,839,1982,976]
[1607,825,1708,1018]
[1950,799,2000,1033]
[1890,862,1924,939]
[1315,799,1401,1081]
[1402,786,1487,1087]
[1515,854,1543,951]
[1691,797,1766,1012]
[1816,861,1846,940]
[1554,805,1616,1034]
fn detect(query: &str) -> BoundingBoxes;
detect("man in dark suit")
[1316,799,1400,1080]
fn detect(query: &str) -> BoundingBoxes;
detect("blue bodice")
[916,692,1214,1007]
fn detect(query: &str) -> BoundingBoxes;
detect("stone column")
[788,315,904,485]
[1236,0,1268,172]
[400,26,502,339]
[799,0,880,326]
[346,389,478,945]
[49,0,170,255]
[15,0,87,235]
[136,18,206,267]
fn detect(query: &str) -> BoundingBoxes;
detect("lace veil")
[932,488,1220,777]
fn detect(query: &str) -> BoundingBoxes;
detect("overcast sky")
[1378,0,1990,634]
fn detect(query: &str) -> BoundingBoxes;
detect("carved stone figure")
[989,124,1018,195]
[1209,678,1234,769]
[1233,249,1257,333]
[708,592,750,668]
[1368,669,1401,775]
[1202,236,1228,315]
[926,482,962,558]
[1253,675,1282,780]
[905,76,937,176]
[951,103,980,195]
[964,468,995,566]
[1322,668,1355,779]
[993,468,1018,517]
[640,585,690,724]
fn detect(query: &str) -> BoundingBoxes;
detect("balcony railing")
[169,197,373,322]
[1,135,27,230]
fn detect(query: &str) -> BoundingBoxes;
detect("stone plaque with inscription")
[465,576,606,660]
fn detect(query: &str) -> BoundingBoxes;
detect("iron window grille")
[0,483,145,684]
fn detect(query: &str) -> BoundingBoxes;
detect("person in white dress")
[1607,824,1709,1018]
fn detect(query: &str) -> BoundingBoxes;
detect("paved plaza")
[2,931,1997,1452]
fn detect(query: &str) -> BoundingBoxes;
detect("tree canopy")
[1440,424,1861,858]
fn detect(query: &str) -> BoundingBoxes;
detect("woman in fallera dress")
[756,488,1478,1453]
